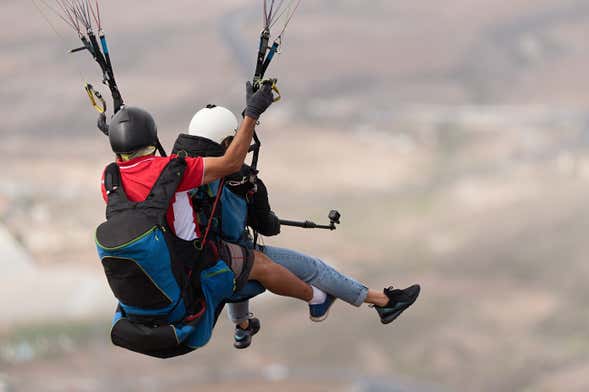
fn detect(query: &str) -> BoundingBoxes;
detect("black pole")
[279,219,334,230]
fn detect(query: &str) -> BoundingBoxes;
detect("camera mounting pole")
[279,210,341,231]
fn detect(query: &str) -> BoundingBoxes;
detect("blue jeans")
[226,245,368,324]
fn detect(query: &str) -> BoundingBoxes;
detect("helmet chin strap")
[155,137,167,157]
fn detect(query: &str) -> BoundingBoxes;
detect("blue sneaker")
[373,284,420,324]
[233,317,261,349]
[309,294,337,322]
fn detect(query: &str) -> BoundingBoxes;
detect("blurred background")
[2,0,589,390]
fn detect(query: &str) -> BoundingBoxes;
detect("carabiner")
[264,78,281,102]
[84,83,107,114]
[253,78,281,102]
[271,81,281,102]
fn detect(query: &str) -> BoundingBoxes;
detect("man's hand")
[244,81,274,120]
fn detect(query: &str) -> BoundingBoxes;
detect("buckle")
[193,238,203,250]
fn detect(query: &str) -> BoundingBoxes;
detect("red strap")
[185,180,225,322]
[201,179,225,245]
[184,298,206,322]
[208,240,220,260]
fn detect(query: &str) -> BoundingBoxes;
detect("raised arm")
[202,82,274,185]
[202,116,256,184]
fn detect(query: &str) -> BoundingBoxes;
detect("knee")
[253,250,272,266]
[251,251,273,277]
[310,257,324,275]
[297,256,322,282]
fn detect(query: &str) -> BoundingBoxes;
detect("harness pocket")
[102,256,172,309]
[96,212,181,312]
[96,212,156,249]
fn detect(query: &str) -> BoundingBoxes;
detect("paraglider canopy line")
[263,0,302,40]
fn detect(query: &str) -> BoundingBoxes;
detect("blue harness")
[96,157,236,358]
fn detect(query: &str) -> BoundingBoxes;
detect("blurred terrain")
[2,0,589,391]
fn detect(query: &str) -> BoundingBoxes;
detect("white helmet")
[188,105,238,144]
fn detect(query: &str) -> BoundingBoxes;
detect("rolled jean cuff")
[352,285,369,307]
[226,301,250,324]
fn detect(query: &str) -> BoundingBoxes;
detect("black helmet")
[108,106,158,154]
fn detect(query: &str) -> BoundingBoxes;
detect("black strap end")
[104,162,121,193]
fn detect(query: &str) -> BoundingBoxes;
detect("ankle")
[237,320,249,330]
[365,289,389,307]
[375,296,389,307]
[308,286,327,304]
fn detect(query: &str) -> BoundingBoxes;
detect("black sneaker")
[373,284,420,324]
[233,317,261,349]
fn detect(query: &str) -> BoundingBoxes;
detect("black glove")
[97,113,109,136]
[244,81,274,120]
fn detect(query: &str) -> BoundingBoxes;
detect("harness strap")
[105,157,187,220]
[197,179,225,249]
[140,157,187,217]
[182,180,225,323]
[104,162,122,194]
[184,298,206,323]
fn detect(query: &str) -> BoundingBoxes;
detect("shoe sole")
[310,308,330,322]
[380,307,408,324]
[234,341,251,349]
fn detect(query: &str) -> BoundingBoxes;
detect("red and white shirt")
[101,155,205,241]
